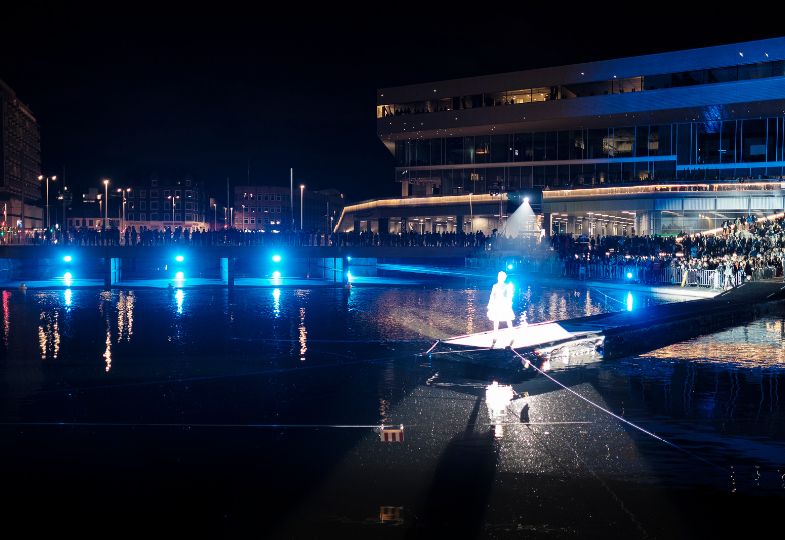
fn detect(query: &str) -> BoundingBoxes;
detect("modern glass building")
[338,37,785,235]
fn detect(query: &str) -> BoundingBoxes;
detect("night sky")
[2,8,782,203]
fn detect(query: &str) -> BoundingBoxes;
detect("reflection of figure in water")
[487,271,515,334]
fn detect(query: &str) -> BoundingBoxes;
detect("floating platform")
[430,280,785,371]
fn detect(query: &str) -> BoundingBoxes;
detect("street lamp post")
[168,195,180,223]
[212,203,217,231]
[299,184,305,230]
[241,204,246,231]
[102,179,109,229]
[116,188,131,237]
[38,175,57,230]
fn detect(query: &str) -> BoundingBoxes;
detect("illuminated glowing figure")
[487,271,514,333]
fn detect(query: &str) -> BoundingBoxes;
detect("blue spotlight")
[174,271,184,283]
[347,271,353,283]
[63,255,72,263]
[626,292,634,311]
[626,271,633,279]
[63,272,73,286]
[507,263,514,271]
[272,270,281,279]
[347,256,352,261]
[271,254,282,263]
[175,255,184,262]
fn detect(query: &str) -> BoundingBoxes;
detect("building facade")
[1,79,42,229]
[233,185,344,232]
[67,177,208,231]
[349,36,785,235]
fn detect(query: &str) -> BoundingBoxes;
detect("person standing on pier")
[487,271,515,335]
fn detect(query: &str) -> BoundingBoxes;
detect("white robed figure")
[487,271,515,334]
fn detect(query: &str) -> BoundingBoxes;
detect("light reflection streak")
[116,291,135,341]
[38,310,61,360]
[64,289,72,307]
[486,381,514,439]
[175,289,184,315]
[466,289,475,334]
[103,326,112,372]
[272,288,281,318]
[298,306,307,361]
[99,291,113,372]
[2,290,9,347]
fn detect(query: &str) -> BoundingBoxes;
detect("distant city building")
[0,79,42,229]
[67,176,208,231]
[232,185,344,232]
[338,36,785,236]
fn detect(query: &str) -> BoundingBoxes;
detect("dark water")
[0,282,782,537]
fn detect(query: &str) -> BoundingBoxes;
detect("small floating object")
[378,424,404,442]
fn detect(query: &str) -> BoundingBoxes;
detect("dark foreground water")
[0,281,783,538]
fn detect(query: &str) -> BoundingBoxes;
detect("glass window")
[150,190,159,198]
[587,129,606,159]
[531,87,549,102]
[140,213,146,221]
[676,124,692,165]
[532,132,547,161]
[707,66,737,84]
[557,131,570,161]
[474,136,490,164]
[739,62,772,80]
[151,213,159,221]
[140,201,146,210]
[697,122,721,164]
[507,89,532,105]
[150,201,159,210]
[636,126,649,157]
[139,190,146,198]
[570,130,586,160]
[163,190,170,198]
[445,137,462,164]
[185,190,194,198]
[544,132,557,160]
[742,119,767,162]
[721,121,737,163]
[430,138,443,166]
[463,137,475,164]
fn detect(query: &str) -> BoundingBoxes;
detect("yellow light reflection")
[103,326,112,373]
[116,291,135,341]
[38,311,60,360]
[298,306,307,361]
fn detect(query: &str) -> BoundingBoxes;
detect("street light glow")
[272,254,282,263]
[63,255,72,263]
[175,255,184,262]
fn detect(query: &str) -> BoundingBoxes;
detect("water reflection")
[175,289,184,315]
[485,381,514,439]
[37,310,60,360]
[2,290,9,347]
[298,306,307,361]
[272,288,281,318]
[117,291,134,341]
[64,289,72,308]
[644,321,785,368]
